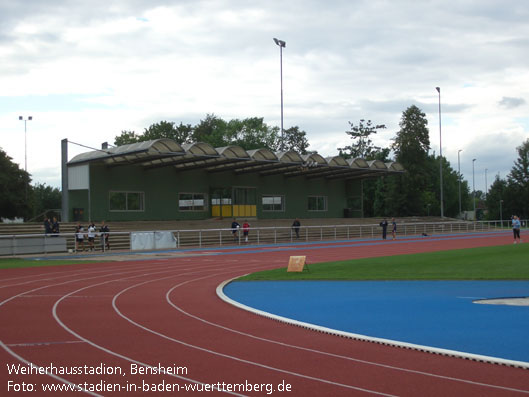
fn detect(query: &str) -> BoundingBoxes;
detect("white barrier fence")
[0,220,526,256]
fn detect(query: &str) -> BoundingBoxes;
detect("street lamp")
[273,37,286,151]
[435,87,443,217]
[458,149,462,217]
[18,115,33,173]
[472,158,476,219]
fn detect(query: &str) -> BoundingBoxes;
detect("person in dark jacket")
[379,218,388,240]
[292,218,301,238]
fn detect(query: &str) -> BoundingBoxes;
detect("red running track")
[1,232,528,396]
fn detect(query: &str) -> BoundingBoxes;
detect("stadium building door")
[210,187,256,218]
[232,187,256,217]
[211,188,232,218]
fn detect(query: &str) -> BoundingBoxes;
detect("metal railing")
[1,219,526,256]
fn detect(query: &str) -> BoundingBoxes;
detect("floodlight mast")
[436,87,443,218]
[18,115,33,173]
[19,115,32,201]
[458,149,462,216]
[472,158,477,218]
[273,38,286,151]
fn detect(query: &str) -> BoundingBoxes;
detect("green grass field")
[0,258,102,269]
[238,244,529,281]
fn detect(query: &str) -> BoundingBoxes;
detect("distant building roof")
[68,139,404,180]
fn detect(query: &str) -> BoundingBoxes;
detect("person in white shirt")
[75,224,85,252]
[87,222,96,251]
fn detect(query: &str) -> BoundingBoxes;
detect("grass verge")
[238,244,529,281]
[0,258,103,269]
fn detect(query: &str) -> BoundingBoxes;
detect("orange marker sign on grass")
[287,256,308,272]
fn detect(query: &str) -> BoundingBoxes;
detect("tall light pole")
[435,87,443,217]
[485,168,488,198]
[472,158,476,219]
[458,149,462,216]
[500,199,504,227]
[18,115,33,173]
[273,38,286,151]
[19,115,32,201]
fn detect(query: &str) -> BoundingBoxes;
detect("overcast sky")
[1,0,528,194]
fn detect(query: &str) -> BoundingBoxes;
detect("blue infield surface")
[224,280,529,363]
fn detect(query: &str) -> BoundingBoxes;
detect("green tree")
[114,130,140,146]
[114,121,193,146]
[506,139,529,217]
[281,126,310,154]
[486,176,508,220]
[191,114,229,147]
[226,117,279,150]
[142,121,193,144]
[338,119,386,159]
[0,148,32,220]
[112,115,309,153]
[425,154,470,217]
[389,105,431,216]
[31,183,61,220]
[369,149,393,217]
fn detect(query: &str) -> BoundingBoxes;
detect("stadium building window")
[109,191,144,211]
[262,195,284,211]
[308,196,327,212]
[179,193,207,211]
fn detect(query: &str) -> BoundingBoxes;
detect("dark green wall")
[68,164,362,221]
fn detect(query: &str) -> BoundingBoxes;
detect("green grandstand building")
[61,138,403,222]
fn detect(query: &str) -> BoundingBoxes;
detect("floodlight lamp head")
[19,116,23,120]
[435,87,440,93]
[28,116,32,120]
[273,38,286,47]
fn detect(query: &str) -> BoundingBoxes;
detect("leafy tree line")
[341,106,529,219]
[0,148,61,221]
[486,140,529,220]
[340,106,471,218]
[114,114,311,154]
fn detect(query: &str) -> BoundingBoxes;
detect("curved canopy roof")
[368,159,387,170]
[68,138,404,180]
[348,158,369,168]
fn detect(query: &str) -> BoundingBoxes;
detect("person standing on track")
[43,217,52,235]
[292,218,301,239]
[512,215,522,244]
[75,223,85,252]
[51,216,60,236]
[87,222,96,251]
[392,218,397,240]
[379,218,388,240]
[99,221,110,251]
[242,220,250,243]
[231,218,240,242]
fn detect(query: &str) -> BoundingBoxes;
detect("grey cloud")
[498,97,526,109]
[359,99,473,115]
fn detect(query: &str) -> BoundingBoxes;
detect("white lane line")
[7,340,85,347]
[111,270,398,396]
[0,261,199,396]
[2,340,103,396]
[0,260,170,289]
[52,267,250,396]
